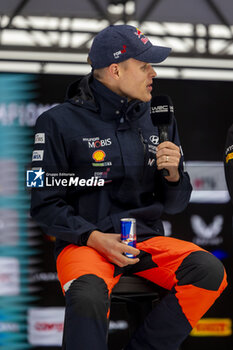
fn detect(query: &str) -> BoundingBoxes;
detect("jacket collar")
[90,76,148,122]
[67,73,149,122]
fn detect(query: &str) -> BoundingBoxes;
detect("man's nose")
[149,65,157,78]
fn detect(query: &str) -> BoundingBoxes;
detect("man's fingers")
[126,257,140,265]
[120,243,140,255]
[113,243,140,267]
[156,148,180,159]
[157,155,178,165]
[90,232,140,267]
[157,158,180,171]
[157,141,179,151]
[116,255,140,267]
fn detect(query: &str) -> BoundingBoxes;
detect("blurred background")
[0,0,232,349]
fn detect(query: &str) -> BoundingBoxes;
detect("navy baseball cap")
[89,24,171,69]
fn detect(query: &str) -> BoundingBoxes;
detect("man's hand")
[156,141,181,182]
[87,230,140,267]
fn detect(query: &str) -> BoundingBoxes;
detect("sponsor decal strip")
[190,318,232,337]
[92,162,112,167]
[35,133,45,144]
[32,150,44,162]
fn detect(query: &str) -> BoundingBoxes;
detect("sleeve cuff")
[79,229,96,246]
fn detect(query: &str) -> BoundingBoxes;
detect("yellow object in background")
[190,318,232,337]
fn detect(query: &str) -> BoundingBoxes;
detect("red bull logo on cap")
[135,28,143,38]
[134,28,149,44]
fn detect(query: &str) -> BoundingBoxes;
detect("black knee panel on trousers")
[63,275,110,349]
[175,251,225,291]
[65,274,110,320]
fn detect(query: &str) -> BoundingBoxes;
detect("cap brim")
[134,45,171,64]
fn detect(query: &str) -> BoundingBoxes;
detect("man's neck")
[95,76,131,102]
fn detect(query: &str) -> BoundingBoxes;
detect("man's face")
[118,58,157,102]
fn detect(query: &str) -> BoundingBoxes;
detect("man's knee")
[65,274,110,319]
[176,251,227,292]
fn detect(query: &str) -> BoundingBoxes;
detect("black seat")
[109,275,167,349]
[112,275,162,298]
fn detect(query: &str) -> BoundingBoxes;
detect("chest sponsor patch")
[149,135,159,145]
[35,133,45,144]
[94,169,110,179]
[148,144,157,155]
[94,168,112,183]
[148,158,155,166]
[32,150,44,161]
[82,137,112,148]
[92,162,112,167]
[92,150,106,162]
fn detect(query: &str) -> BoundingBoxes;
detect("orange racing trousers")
[57,236,227,350]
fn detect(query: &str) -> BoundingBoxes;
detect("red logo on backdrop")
[35,322,63,332]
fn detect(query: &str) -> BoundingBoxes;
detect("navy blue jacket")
[30,74,192,258]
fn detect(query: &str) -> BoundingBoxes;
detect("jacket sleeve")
[30,111,98,245]
[224,124,233,204]
[159,116,192,214]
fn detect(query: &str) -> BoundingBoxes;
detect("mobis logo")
[89,138,111,148]
[82,137,112,148]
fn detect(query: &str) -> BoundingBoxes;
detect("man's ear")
[107,64,120,80]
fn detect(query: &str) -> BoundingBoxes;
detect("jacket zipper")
[138,128,148,181]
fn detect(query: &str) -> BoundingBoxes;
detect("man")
[31,25,227,350]
[224,123,233,203]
